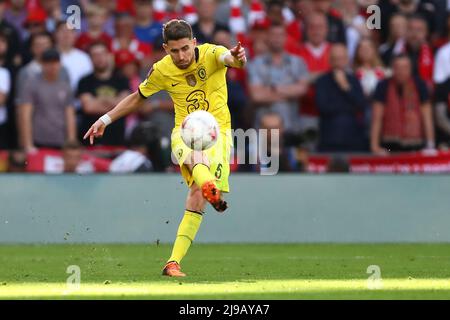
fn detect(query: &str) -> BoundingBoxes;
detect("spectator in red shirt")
[298,13,332,82]
[371,54,434,154]
[297,13,332,131]
[75,4,112,52]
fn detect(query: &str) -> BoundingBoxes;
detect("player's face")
[163,38,197,69]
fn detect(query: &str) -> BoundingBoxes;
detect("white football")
[180,110,220,151]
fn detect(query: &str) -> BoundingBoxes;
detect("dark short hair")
[162,19,193,44]
[41,48,60,62]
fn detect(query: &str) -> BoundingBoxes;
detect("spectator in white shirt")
[54,21,93,91]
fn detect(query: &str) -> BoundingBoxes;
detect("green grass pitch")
[1,243,450,299]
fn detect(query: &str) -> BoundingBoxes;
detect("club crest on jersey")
[185,74,197,87]
[197,66,207,81]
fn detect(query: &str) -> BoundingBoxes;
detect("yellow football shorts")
[171,128,233,192]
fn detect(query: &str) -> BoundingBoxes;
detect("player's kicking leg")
[162,184,205,277]
[162,150,227,277]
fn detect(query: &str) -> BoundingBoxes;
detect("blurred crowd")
[0,0,450,173]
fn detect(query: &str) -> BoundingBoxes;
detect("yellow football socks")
[192,163,215,188]
[168,210,203,264]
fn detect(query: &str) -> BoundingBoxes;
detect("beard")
[174,55,195,69]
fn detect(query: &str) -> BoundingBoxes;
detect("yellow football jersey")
[138,43,231,133]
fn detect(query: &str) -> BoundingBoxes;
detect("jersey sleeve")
[209,44,230,69]
[138,63,164,99]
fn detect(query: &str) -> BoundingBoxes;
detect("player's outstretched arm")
[223,42,247,69]
[83,91,145,145]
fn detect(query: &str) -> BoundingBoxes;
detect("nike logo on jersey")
[172,83,179,87]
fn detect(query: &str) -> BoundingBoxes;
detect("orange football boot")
[162,261,186,277]
[201,180,228,212]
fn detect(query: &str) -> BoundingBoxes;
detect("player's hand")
[230,42,247,65]
[83,119,106,145]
